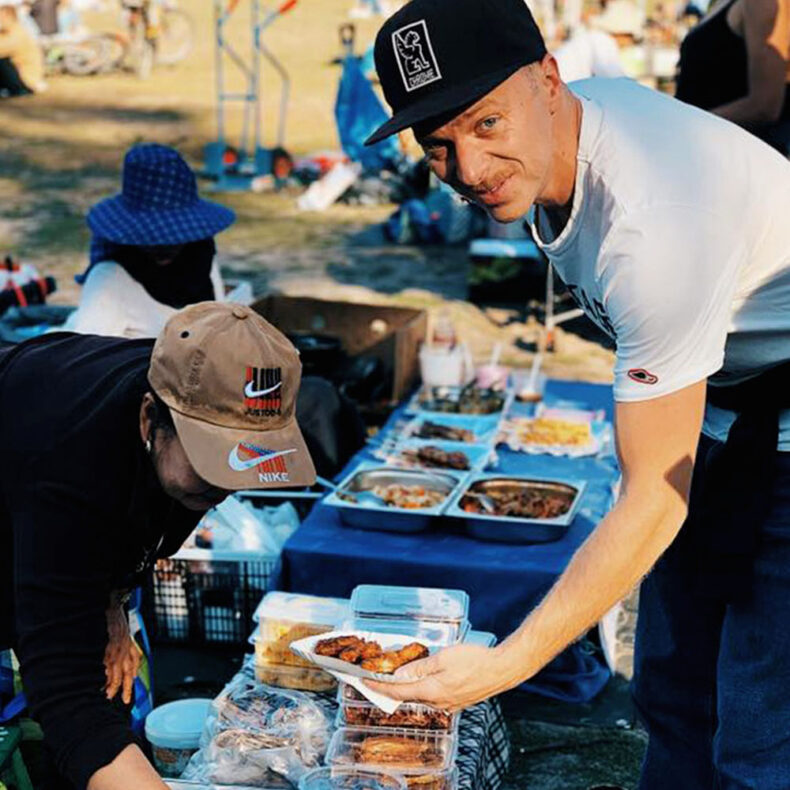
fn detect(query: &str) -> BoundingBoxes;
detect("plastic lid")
[145,698,212,750]
[299,767,407,790]
[253,591,350,625]
[351,585,469,624]
[465,630,497,648]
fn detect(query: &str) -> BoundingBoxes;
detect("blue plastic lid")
[145,698,212,750]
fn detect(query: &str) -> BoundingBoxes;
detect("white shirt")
[553,28,626,83]
[61,260,225,339]
[529,78,790,448]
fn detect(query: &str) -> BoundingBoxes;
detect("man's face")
[141,244,185,267]
[416,61,559,223]
[152,431,230,511]
[140,393,229,511]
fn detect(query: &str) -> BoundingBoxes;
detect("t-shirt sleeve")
[599,206,745,402]
[12,478,136,789]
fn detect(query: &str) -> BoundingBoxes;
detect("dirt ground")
[1,1,635,786]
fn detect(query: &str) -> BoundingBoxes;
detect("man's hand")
[364,645,520,712]
[104,601,140,705]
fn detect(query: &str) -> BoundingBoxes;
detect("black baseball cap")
[365,0,547,145]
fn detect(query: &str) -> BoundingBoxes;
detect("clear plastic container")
[326,727,457,790]
[464,630,497,648]
[337,691,459,733]
[252,592,350,665]
[298,766,407,790]
[253,660,338,693]
[350,586,469,644]
[351,586,468,624]
[145,698,212,778]
[339,617,470,650]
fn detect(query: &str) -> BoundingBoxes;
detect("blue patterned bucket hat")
[87,144,235,246]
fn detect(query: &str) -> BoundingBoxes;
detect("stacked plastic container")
[249,591,350,692]
[327,585,478,790]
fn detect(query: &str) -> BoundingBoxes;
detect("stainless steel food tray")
[323,463,466,533]
[445,473,587,543]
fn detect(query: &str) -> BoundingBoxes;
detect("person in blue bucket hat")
[62,143,236,339]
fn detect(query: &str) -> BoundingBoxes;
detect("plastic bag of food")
[181,675,332,787]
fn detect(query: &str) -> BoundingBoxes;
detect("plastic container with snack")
[338,686,459,732]
[298,766,407,790]
[145,698,212,778]
[253,660,338,693]
[350,585,469,644]
[325,727,458,790]
[252,592,350,667]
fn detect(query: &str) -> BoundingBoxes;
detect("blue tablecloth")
[278,380,619,702]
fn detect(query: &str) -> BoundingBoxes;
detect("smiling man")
[364,0,790,787]
[0,302,315,790]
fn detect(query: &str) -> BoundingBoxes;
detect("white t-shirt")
[553,28,625,83]
[61,260,225,339]
[528,78,790,448]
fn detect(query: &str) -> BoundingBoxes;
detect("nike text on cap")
[365,0,547,145]
[148,301,316,490]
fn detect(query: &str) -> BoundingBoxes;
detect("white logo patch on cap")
[392,19,442,92]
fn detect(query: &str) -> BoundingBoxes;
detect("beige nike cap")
[149,301,316,490]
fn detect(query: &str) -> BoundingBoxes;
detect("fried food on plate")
[361,642,429,673]
[314,635,428,674]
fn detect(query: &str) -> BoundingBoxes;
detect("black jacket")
[0,333,202,789]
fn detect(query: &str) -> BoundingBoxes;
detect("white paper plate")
[290,629,434,684]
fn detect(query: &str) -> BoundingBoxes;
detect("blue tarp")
[277,379,618,704]
[335,52,400,172]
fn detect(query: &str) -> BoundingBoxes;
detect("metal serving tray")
[407,385,514,420]
[403,413,501,446]
[445,474,587,544]
[387,439,493,474]
[324,463,466,533]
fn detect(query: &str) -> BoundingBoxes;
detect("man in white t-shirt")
[364,0,790,786]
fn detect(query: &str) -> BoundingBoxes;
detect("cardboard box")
[253,295,427,402]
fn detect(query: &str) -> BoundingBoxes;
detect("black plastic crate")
[144,549,278,647]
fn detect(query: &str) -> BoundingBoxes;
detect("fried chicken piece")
[315,635,365,657]
[396,642,430,663]
[360,642,429,673]
[355,736,443,768]
[358,641,384,660]
[338,646,363,663]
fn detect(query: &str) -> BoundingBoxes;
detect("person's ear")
[540,54,563,113]
[140,392,155,450]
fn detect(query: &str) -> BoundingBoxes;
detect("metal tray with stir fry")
[444,474,587,543]
[323,464,466,533]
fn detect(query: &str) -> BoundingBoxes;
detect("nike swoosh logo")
[228,446,297,472]
[244,380,282,399]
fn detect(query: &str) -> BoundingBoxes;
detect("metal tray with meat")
[384,440,492,474]
[403,413,501,446]
[444,474,587,543]
[323,464,465,533]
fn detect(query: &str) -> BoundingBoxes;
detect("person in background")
[676,0,790,153]
[62,143,233,339]
[0,302,316,790]
[552,0,628,82]
[0,0,44,96]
